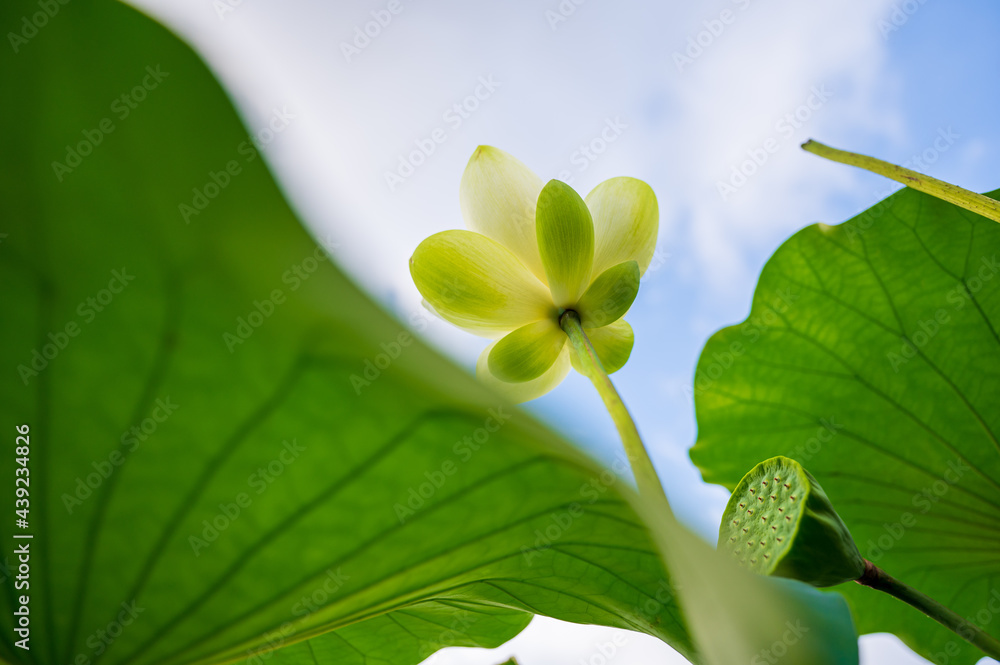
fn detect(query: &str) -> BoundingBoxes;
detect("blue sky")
[129,1,1000,662]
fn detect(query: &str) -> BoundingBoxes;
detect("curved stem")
[559,310,671,515]
[856,560,1000,659]
[801,139,1000,224]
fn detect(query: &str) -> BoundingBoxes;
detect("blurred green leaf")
[691,187,1000,663]
[641,505,859,665]
[0,2,858,665]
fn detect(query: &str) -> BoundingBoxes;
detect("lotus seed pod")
[718,456,866,588]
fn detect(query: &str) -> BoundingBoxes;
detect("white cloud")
[425,615,690,665]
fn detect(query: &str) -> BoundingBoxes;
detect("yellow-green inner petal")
[536,179,595,307]
[477,342,571,403]
[488,319,567,383]
[410,230,554,338]
[460,146,547,282]
[574,260,640,329]
[570,319,634,375]
[586,177,659,277]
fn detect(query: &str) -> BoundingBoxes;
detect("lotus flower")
[410,146,658,402]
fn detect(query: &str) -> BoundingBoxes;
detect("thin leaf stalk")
[857,560,1000,659]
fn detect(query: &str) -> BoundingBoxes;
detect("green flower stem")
[559,310,671,514]
[857,560,1000,659]
[802,139,1000,224]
